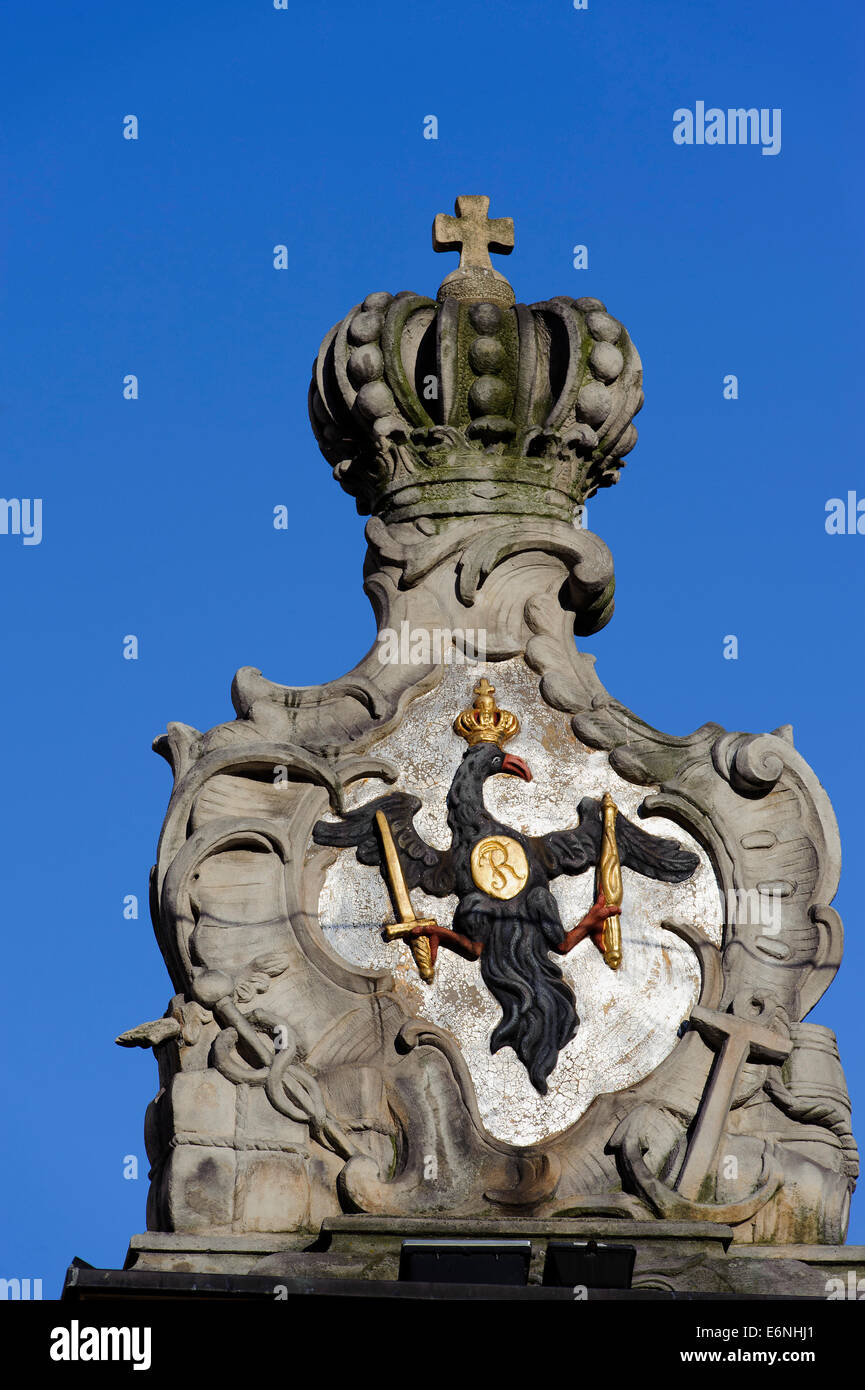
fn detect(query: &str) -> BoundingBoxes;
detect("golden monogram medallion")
[470,835,529,900]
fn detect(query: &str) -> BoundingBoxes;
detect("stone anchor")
[674,996,793,1202]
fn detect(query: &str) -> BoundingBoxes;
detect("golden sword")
[375,810,436,983]
[598,792,623,970]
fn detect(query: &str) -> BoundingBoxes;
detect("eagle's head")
[447,740,534,839]
[464,741,533,783]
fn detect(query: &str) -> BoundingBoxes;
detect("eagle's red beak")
[500,753,532,782]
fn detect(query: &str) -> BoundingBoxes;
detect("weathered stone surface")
[115,197,857,1285]
[123,1222,865,1297]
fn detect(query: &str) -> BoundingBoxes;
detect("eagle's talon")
[410,920,482,963]
[556,892,622,955]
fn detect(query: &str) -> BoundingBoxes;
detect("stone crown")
[308,197,644,525]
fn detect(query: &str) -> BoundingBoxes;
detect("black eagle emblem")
[314,740,699,1094]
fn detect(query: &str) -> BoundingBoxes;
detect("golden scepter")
[375,810,436,983]
[597,792,623,970]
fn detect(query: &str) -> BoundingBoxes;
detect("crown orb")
[469,302,502,333]
[362,291,394,312]
[468,335,506,374]
[586,310,622,343]
[589,342,624,384]
[347,343,385,387]
[576,382,614,428]
[615,423,638,456]
[348,310,385,346]
[469,375,513,417]
[355,380,395,420]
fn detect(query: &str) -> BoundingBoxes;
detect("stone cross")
[433,195,514,271]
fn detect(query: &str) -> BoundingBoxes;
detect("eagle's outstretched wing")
[313,792,455,897]
[532,797,699,884]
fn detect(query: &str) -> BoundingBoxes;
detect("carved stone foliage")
[120,200,856,1246]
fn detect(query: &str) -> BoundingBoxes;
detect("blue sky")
[1,0,862,1291]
